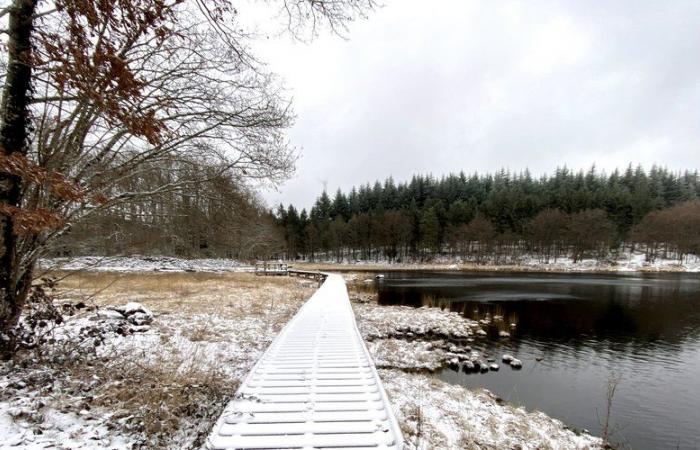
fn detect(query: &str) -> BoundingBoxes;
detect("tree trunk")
[0,0,37,353]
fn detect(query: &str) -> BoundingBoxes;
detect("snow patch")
[39,256,253,273]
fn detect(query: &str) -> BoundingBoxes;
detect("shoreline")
[37,255,700,275]
[291,260,700,275]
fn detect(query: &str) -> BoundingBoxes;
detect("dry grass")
[8,271,319,448]
[51,271,315,320]
[88,349,233,448]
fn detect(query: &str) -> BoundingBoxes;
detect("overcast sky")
[254,0,700,210]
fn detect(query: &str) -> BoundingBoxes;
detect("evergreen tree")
[278,166,700,262]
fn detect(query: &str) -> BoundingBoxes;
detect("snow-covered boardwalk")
[206,274,403,450]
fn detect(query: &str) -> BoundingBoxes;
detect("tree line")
[52,158,284,260]
[276,166,700,263]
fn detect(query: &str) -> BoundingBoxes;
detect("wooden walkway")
[206,274,403,449]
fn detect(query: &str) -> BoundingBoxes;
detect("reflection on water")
[376,271,700,450]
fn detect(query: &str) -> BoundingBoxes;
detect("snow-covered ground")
[350,298,603,448]
[518,252,700,272]
[1,271,603,449]
[380,369,601,449]
[38,250,700,274]
[0,273,313,449]
[296,250,700,273]
[39,256,253,273]
[0,312,267,449]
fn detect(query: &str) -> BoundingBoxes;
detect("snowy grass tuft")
[379,369,603,450]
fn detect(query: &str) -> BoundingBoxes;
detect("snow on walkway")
[206,274,403,449]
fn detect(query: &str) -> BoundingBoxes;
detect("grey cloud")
[257,0,700,210]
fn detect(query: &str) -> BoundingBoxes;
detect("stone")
[498,331,510,338]
[93,309,125,321]
[111,302,148,316]
[510,358,523,369]
[502,354,514,363]
[489,363,500,371]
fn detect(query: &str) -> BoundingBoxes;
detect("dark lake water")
[375,271,700,450]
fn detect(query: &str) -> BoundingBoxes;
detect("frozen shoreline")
[294,251,700,274]
[351,299,603,448]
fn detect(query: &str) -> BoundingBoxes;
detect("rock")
[109,302,153,325]
[510,322,517,328]
[489,363,500,371]
[9,380,26,389]
[130,325,150,333]
[535,356,544,362]
[462,361,475,372]
[111,302,146,315]
[502,354,514,363]
[510,358,523,369]
[128,311,153,325]
[94,309,125,321]
[498,331,510,338]
[479,362,490,373]
[486,357,495,362]
[476,329,487,337]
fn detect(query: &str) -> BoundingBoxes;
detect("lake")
[374,271,700,450]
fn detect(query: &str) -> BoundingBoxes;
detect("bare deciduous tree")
[0,0,377,354]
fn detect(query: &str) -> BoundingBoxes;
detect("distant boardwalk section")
[254,261,288,276]
[206,274,403,449]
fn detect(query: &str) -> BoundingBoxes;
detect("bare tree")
[632,200,700,262]
[0,0,377,354]
[568,209,616,263]
[527,209,569,263]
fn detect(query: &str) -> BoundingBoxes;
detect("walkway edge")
[206,273,404,450]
